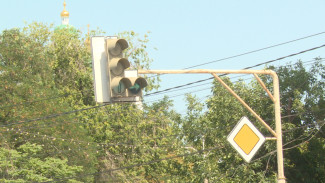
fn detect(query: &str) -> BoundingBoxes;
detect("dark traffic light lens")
[112,81,126,94]
[129,83,141,94]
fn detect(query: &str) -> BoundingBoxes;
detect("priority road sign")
[227,116,265,163]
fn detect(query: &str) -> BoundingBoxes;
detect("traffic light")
[125,70,148,98]
[106,38,131,99]
[91,36,147,103]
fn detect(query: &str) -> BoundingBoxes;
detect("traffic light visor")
[111,77,132,95]
[129,77,148,94]
[109,58,130,76]
[106,39,129,56]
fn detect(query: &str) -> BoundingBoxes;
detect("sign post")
[138,69,286,183]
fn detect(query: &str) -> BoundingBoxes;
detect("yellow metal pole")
[253,74,275,102]
[270,72,286,183]
[211,73,277,137]
[139,69,285,182]
[138,69,275,75]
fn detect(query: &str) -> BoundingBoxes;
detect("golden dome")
[60,1,69,17]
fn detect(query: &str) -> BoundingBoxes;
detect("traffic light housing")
[125,70,148,98]
[91,36,147,103]
[106,38,131,99]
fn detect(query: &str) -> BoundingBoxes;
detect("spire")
[61,0,69,25]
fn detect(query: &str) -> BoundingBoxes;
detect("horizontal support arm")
[138,69,276,76]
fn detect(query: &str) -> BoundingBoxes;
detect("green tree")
[179,60,325,182]
[0,142,83,182]
[181,80,276,182]
[76,97,184,182]
[0,23,97,182]
[1,21,163,182]
[268,60,325,183]
[118,31,160,92]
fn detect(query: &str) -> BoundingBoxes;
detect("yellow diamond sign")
[227,117,265,162]
[234,124,260,155]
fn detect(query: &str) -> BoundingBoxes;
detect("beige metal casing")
[91,36,111,103]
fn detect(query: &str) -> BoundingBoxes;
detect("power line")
[43,146,220,183]
[2,114,187,150]
[3,57,323,131]
[2,57,323,138]
[2,32,325,110]
[144,49,325,97]
[183,31,325,69]
[208,120,325,181]
[144,75,250,103]
[253,120,325,162]
[147,31,325,80]
[3,109,323,182]
[94,121,325,182]
[4,127,181,149]
[47,117,323,183]
[0,93,69,109]
[144,57,324,104]
[7,112,322,154]
[148,74,247,98]
[1,130,184,163]
[1,46,323,112]
[0,104,108,128]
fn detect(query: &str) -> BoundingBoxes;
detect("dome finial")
[60,0,69,25]
[61,0,69,18]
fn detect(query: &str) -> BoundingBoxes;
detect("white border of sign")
[227,116,266,163]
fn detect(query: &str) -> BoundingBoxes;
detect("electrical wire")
[0,133,183,163]
[8,119,323,182]
[48,118,323,183]
[0,104,108,128]
[147,31,325,79]
[161,57,324,97]
[2,58,323,144]
[42,146,220,183]
[183,32,325,69]
[207,120,325,181]
[2,32,325,111]
[2,111,323,182]
[1,57,322,142]
[0,93,70,109]
[1,44,323,111]
[143,58,324,106]
[144,45,325,97]
[2,34,325,182]
[143,76,252,104]
[3,127,182,150]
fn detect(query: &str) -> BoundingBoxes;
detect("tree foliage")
[0,21,324,182]
[178,60,325,182]
[0,142,83,182]
[0,22,171,182]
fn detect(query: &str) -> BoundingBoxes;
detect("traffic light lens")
[112,81,126,95]
[129,83,141,94]
[111,62,124,76]
[109,43,122,56]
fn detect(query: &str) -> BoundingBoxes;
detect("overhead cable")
[0,104,108,128]
[144,45,325,97]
